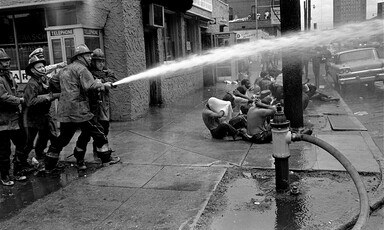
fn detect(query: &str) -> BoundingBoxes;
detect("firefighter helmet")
[26,55,46,76]
[91,48,105,60]
[70,44,93,62]
[0,48,11,61]
[29,48,44,59]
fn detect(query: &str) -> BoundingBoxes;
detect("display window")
[0,9,47,83]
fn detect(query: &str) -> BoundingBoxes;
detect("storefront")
[0,0,213,120]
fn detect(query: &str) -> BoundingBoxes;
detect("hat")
[29,48,44,59]
[70,44,93,62]
[91,48,105,60]
[26,55,46,76]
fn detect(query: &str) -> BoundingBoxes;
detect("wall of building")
[208,0,229,33]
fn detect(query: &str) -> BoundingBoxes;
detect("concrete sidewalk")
[1,69,383,230]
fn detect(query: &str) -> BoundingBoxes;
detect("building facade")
[333,0,366,26]
[0,0,215,120]
[227,0,280,41]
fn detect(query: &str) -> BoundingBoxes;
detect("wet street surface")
[0,163,99,221]
[194,168,380,230]
[339,82,384,154]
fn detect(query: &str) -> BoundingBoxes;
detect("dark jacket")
[89,67,117,121]
[57,60,103,123]
[22,75,54,128]
[0,70,22,131]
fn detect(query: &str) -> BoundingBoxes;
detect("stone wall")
[160,68,204,104]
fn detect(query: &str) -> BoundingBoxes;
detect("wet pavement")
[0,62,383,229]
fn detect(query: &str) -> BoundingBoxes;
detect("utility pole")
[308,0,311,30]
[304,0,308,30]
[280,0,303,129]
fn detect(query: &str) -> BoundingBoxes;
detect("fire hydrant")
[270,104,292,192]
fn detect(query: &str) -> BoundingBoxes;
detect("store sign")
[84,29,99,36]
[271,7,281,25]
[50,29,73,36]
[11,70,29,84]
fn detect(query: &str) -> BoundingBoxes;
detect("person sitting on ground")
[202,97,249,140]
[302,80,339,110]
[222,93,247,129]
[245,101,277,144]
[233,79,255,102]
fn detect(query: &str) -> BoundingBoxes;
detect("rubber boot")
[96,149,120,166]
[13,151,30,181]
[73,147,87,170]
[44,151,59,171]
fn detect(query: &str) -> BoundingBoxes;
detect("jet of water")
[114,19,384,86]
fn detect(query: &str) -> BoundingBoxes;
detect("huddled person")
[202,96,249,141]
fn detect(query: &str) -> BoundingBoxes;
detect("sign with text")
[271,7,281,25]
[11,70,29,84]
[50,29,74,36]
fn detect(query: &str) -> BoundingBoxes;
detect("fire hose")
[291,133,370,230]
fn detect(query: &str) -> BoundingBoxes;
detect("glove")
[103,82,113,90]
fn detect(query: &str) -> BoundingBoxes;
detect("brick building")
[0,0,219,120]
[333,0,366,27]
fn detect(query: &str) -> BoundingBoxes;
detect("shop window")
[0,9,48,79]
[85,36,101,52]
[46,5,77,26]
[163,13,177,61]
[185,18,196,55]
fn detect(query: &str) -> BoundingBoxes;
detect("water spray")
[113,19,384,86]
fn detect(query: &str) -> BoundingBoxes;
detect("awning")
[0,0,83,11]
[142,0,193,13]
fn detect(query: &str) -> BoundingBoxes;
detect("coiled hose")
[291,133,370,230]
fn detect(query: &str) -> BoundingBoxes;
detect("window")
[0,9,48,81]
[46,5,77,26]
[164,13,177,61]
[185,18,197,54]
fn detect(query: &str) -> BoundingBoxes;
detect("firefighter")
[77,48,117,165]
[0,48,29,185]
[44,44,120,172]
[28,48,67,74]
[23,55,60,168]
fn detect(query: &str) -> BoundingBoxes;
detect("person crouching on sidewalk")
[202,97,250,140]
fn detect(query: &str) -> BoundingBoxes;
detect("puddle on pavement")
[0,163,99,221]
[196,169,380,230]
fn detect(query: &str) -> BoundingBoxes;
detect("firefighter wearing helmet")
[23,55,60,170]
[29,47,67,74]
[77,48,117,160]
[44,44,120,172]
[0,48,31,186]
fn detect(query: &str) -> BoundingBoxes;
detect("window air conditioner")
[149,4,164,28]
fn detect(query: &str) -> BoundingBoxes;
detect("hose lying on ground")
[291,134,370,230]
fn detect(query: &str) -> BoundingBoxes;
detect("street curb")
[184,168,228,230]
[322,76,384,229]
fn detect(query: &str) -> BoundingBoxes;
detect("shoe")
[14,175,27,181]
[77,161,87,170]
[102,156,121,167]
[1,176,15,186]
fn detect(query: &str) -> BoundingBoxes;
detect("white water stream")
[114,19,384,86]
